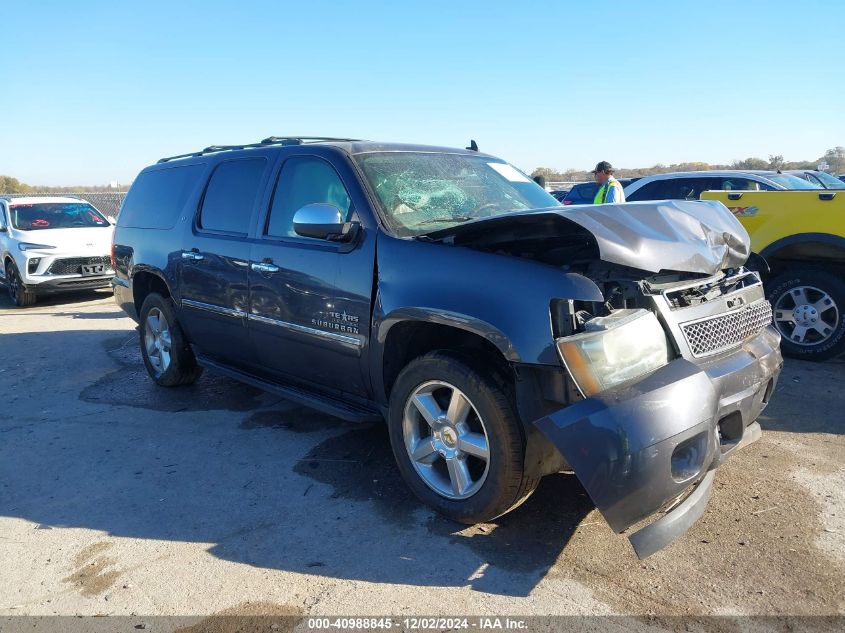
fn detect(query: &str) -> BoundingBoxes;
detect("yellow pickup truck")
[701,190,845,361]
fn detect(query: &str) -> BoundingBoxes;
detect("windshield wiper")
[416,216,474,225]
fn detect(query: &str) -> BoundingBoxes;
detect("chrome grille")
[46,256,110,275]
[681,300,773,357]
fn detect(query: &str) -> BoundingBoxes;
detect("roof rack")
[157,136,363,163]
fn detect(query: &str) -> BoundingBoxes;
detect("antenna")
[466,140,479,152]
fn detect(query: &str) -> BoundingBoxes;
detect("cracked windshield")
[355,152,560,237]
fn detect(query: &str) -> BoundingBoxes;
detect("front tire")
[5,261,36,307]
[387,351,538,524]
[139,292,202,386]
[768,268,845,361]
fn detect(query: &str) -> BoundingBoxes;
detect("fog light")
[28,258,41,274]
[671,432,708,481]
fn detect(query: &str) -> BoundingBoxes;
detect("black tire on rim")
[5,261,36,307]
[138,292,203,386]
[387,351,538,524]
[768,268,845,361]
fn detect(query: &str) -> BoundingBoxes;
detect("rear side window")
[199,158,268,235]
[626,180,667,201]
[118,164,205,229]
[628,178,714,201]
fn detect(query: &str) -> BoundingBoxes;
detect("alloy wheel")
[774,284,839,346]
[7,266,18,302]
[144,307,173,375]
[402,380,490,500]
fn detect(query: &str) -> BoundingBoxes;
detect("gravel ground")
[0,291,843,627]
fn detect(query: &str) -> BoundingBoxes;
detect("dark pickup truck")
[112,137,782,558]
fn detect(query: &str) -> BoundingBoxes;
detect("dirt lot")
[1,291,843,625]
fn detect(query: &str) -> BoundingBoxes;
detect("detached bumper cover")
[534,326,782,558]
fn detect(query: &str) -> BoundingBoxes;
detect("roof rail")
[157,136,364,163]
[259,136,362,145]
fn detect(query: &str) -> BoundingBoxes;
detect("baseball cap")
[591,161,613,174]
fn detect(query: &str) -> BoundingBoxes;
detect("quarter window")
[266,157,352,239]
[119,164,205,230]
[198,158,268,234]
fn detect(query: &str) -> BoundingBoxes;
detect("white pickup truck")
[0,196,115,306]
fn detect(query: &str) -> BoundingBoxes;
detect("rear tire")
[387,351,538,524]
[768,268,845,361]
[139,292,202,386]
[5,261,36,307]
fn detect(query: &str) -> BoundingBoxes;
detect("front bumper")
[534,325,782,558]
[26,275,113,293]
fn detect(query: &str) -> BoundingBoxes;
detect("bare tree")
[823,147,845,173]
[768,155,785,170]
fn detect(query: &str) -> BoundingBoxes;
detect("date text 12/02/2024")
[306,617,528,630]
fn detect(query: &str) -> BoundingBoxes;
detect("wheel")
[139,292,202,386]
[387,351,538,524]
[5,260,36,307]
[768,268,845,361]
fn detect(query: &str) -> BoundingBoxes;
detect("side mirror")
[293,203,358,242]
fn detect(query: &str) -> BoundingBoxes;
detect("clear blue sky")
[2,0,844,185]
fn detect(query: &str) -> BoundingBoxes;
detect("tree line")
[4,146,844,192]
[0,175,128,194]
[532,147,845,183]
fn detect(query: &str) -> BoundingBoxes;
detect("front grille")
[681,300,773,357]
[46,256,111,275]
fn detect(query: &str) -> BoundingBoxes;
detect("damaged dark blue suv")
[112,137,782,558]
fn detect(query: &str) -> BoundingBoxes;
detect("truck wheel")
[387,351,538,524]
[5,261,36,307]
[768,268,845,361]
[139,292,202,386]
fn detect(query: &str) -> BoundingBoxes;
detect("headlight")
[557,309,671,397]
[18,242,56,251]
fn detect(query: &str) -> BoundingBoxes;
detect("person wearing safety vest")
[591,161,626,204]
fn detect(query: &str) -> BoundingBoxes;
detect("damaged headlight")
[557,309,670,397]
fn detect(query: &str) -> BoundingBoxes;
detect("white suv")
[0,196,115,306]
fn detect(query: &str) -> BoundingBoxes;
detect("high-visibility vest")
[594,177,625,204]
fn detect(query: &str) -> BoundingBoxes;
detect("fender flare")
[377,307,518,360]
[130,265,177,311]
[760,232,845,261]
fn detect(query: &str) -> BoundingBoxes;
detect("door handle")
[181,250,204,261]
[251,261,279,273]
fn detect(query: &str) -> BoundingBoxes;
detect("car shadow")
[0,288,112,311]
[49,310,127,320]
[0,330,595,598]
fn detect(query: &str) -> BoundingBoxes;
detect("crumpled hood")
[557,199,750,274]
[426,199,751,275]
